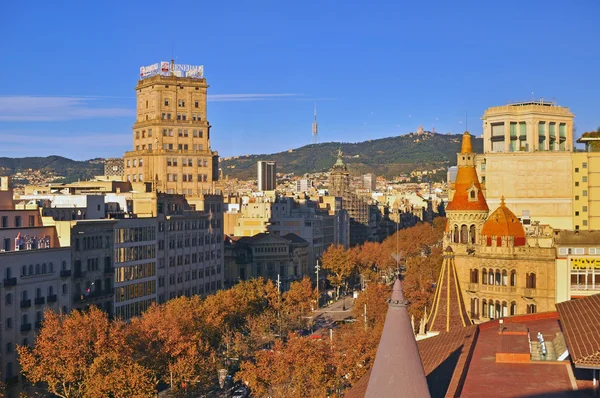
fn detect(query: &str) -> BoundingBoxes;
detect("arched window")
[502,301,508,317]
[35,264,40,275]
[61,261,67,271]
[495,269,501,286]
[470,190,476,199]
[453,225,459,243]
[22,313,28,325]
[460,225,469,243]
[470,269,479,283]
[21,290,28,301]
[28,265,33,276]
[482,299,488,317]
[62,283,68,294]
[48,286,54,296]
[510,301,517,316]
[49,262,54,273]
[482,269,488,285]
[42,263,47,273]
[495,302,501,318]
[502,270,508,286]
[510,270,517,287]
[470,298,479,319]
[526,273,537,289]
[22,266,27,276]
[527,304,536,314]
[470,224,476,244]
[489,301,495,319]
[5,293,12,305]
[5,267,11,279]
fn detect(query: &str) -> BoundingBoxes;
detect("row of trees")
[18,277,315,398]
[17,219,446,397]
[321,218,446,320]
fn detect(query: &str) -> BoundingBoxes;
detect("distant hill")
[0,156,104,184]
[220,132,483,180]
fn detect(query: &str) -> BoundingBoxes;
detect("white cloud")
[0,96,134,122]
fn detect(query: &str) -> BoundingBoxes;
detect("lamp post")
[315,260,320,308]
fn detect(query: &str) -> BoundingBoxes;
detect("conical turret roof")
[426,247,471,332]
[366,278,430,398]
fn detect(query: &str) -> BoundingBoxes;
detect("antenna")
[465,110,468,132]
[312,103,318,144]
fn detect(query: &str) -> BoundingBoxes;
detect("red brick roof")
[556,293,600,369]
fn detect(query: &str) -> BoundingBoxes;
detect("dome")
[481,197,526,246]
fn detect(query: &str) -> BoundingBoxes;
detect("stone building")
[223,232,308,291]
[104,157,125,178]
[123,60,219,196]
[446,133,556,319]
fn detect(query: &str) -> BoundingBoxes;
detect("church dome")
[481,197,526,246]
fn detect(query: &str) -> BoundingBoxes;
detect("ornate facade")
[446,133,557,321]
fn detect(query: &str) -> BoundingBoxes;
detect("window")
[178,99,185,107]
[164,99,169,106]
[583,176,588,182]
[575,167,579,173]
[195,101,199,108]
[576,211,579,216]
[14,216,21,227]
[584,206,588,213]
[28,215,35,227]
[583,190,588,197]
[1,216,8,228]
[5,293,12,305]
[575,195,579,200]
[583,162,587,169]
[575,182,579,187]
[6,318,12,329]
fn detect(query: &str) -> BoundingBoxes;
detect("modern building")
[362,173,376,191]
[294,179,313,193]
[478,101,576,229]
[123,60,219,196]
[104,158,125,178]
[257,161,276,191]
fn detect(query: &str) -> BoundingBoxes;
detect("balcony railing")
[60,270,72,278]
[47,294,57,303]
[3,277,17,287]
[466,283,479,292]
[523,288,537,298]
[74,289,115,303]
[20,299,31,308]
[20,323,32,333]
[570,284,600,291]
[34,297,45,305]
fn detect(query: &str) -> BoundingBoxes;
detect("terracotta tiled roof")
[346,326,478,398]
[427,247,471,333]
[480,196,526,246]
[365,279,430,398]
[445,133,488,212]
[556,293,600,368]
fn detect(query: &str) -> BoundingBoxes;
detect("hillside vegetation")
[220,132,483,180]
[0,156,103,184]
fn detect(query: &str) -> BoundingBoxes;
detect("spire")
[426,247,470,333]
[446,131,488,212]
[366,278,430,398]
[333,148,346,168]
[461,131,472,154]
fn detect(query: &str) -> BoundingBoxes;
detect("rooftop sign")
[139,61,204,79]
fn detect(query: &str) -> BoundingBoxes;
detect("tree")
[18,307,115,398]
[403,246,443,321]
[83,352,156,398]
[237,333,336,398]
[321,245,356,298]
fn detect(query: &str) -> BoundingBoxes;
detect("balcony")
[3,277,17,287]
[523,288,537,298]
[74,289,114,303]
[34,297,45,305]
[571,284,600,292]
[466,283,479,292]
[60,270,72,278]
[20,323,32,333]
[20,299,31,308]
[47,294,57,303]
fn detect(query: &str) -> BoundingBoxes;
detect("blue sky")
[0,1,599,160]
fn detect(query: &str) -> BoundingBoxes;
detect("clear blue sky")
[1,1,599,160]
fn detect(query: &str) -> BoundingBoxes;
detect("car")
[231,385,249,398]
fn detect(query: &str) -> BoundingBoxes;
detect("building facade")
[123,60,219,196]
[257,161,276,191]
[478,101,576,230]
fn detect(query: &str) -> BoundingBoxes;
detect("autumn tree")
[18,307,154,398]
[403,246,443,321]
[237,333,336,398]
[321,244,356,298]
[128,296,216,395]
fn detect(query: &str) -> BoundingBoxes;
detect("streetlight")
[218,368,228,389]
[315,260,320,308]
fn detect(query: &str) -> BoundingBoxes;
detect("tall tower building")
[123,60,219,196]
[312,104,318,144]
[257,161,276,191]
